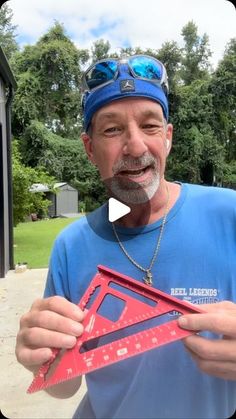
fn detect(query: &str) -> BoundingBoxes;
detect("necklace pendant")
[144,270,153,286]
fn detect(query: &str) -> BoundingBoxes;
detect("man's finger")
[31,296,85,321]
[198,301,236,313]
[187,349,236,380]
[19,327,77,349]
[178,311,236,337]
[22,310,84,336]
[16,346,53,367]
[183,334,236,362]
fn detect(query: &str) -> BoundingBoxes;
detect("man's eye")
[142,124,163,131]
[104,127,121,134]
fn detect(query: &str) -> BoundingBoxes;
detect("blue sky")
[9,0,236,67]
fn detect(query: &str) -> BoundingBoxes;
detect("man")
[16,55,236,419]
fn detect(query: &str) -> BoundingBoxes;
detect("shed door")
[56,190,78,215]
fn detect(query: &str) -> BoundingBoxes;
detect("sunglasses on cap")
[81,55,169,98]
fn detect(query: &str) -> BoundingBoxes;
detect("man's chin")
[110,180,159,205]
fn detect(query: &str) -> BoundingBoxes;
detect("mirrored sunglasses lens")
[129,56,162,80]
[85,60,118,89]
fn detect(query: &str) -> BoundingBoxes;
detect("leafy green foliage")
[209,39,236,161]
[180,21,212,85]
[12,71,42,135]
[0,3,18,60]
[12,141,56,226]
[12,22,89,137]
[19,121,107,210]
[91,39,111,62]
[166,79,225,184]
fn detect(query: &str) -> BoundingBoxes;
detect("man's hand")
[15,296,86,373]
[178,301,236,380]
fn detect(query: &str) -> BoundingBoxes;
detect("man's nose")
[122,127,148,157]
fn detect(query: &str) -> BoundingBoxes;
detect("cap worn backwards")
[83,63,169,132]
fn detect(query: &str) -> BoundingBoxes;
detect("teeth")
[128,170,143,174]
[120,168,147,175]
[122,170,144,176]
[132,170,144,175]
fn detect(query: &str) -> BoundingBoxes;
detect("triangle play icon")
[108,198,131,222]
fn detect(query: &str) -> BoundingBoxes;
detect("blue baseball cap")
[82,62,169,132]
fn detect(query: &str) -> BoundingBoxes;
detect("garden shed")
[0,46,17,278]
[30,182,79,218]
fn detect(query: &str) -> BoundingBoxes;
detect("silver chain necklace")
[112,184,170,286]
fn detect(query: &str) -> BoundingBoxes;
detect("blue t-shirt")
[44,183,236,419]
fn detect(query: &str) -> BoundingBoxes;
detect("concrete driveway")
[0,268,86,419]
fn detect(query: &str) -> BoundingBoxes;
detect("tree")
[0,3,18,60]
[210,39,236,157]
[12,71,42,136]
[208,38,236,187]
[19,120,51,167]
[155,41,182,121]
[12,141,56,226]
[167,79,225,184]
[180,21,212,85]
[156,41,182,91]
[12,22,89,137]
[91,39,111,62]
[19,121,107,210]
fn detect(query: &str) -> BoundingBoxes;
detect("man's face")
[82,98,173,204]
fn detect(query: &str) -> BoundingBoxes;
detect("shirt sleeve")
[43,235,71,300]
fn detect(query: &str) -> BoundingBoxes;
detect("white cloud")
[10,0,236,66]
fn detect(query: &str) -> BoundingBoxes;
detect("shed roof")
[55,182,67,188]
[29,182,76,193]
[30,184,50,193]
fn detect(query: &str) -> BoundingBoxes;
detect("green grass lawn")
[14,217,82,268]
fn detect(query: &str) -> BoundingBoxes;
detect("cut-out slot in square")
[79,311,182,354]
[97,293,126,322]
[109,282,157,307]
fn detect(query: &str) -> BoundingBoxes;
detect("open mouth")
[117,165,153,178]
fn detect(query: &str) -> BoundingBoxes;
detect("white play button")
[108,198,131,222]
[85,177,150,241]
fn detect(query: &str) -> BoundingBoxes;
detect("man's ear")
[166,139,171,150]
[81,132,96,165]
[165,123,173,156]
